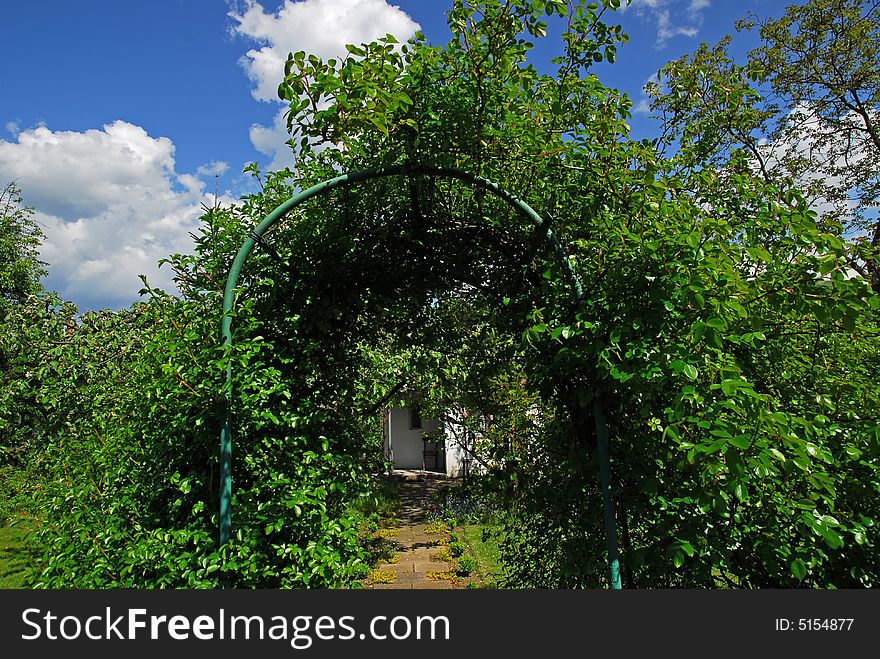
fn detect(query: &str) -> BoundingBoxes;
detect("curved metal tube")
[218,164,621,588]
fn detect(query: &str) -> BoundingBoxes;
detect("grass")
[0,465,40,588]
[0,517,37,588]
[428,524,501,585]
[460,523,502,587]
[423,477,504,587]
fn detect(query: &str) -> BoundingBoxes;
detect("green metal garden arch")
[218,163,623,589]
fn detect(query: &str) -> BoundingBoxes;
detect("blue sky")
[0,0,797,310]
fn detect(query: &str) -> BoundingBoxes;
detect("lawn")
[0,517,36,588]
[461,523,502,587]
[0,465,39,588]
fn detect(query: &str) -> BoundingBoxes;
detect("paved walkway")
[362,470,474,589]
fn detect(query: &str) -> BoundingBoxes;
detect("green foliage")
[11,191,382,588]
[455,555,476,575]
[0,182,45,313]
[280,0,880,588]
[0,182,48,468]
[626,0,880,585]
[652,0,880,290]
[4,0,879,590]
[230,0,880,588]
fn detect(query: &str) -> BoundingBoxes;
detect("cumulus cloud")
[230,0,420,165]
[5,120,21,137]
[231,0,419,102]
[627,0,710,46]
[758,103,874,221]
[249,108,298,171]
[0,121,229,310]
[197,160,230,176]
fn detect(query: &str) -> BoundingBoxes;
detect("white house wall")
[441,407,484,478]
[385,406,484,478]
[385,407,441,470]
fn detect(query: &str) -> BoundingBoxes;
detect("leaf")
[719,379,736,396]
[790,559,807,580]
[683,364,698,380]
[727,436,750,450]
[672,550,684,568]
[768,448,786,461]
[819,526,843,549]
[844,446,861,460]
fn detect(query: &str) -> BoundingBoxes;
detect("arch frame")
[218,163,622,588]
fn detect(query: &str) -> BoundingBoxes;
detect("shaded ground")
[361,470,478,589]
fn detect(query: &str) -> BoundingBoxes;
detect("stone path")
[361,470,474,590]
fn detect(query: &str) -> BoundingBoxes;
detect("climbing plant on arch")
[219,163,623,588]
[21,0,878,590]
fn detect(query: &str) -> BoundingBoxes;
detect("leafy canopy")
[4,0,878,589]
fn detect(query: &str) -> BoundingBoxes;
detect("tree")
[22,0,880,589]
[0,182,45,313]
[275,0,879,587]
[742,0,880,237]
[0,182,47,467]
[650,0,880,290]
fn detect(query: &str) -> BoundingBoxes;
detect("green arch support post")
[218,163,623,589]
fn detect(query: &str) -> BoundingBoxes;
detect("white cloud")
[757,103,875,221]
[230,0,419,165]
[0,121,230,310]
[197,160,230,176]
[5,120,20,137]
[629,0,710,46]
[633,99,652,115]
[249,107,298,171]
[231,0,419,102]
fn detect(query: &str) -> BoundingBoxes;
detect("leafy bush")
[23,191,385,588]
[5,0,878,590]
[455,555,476,576]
